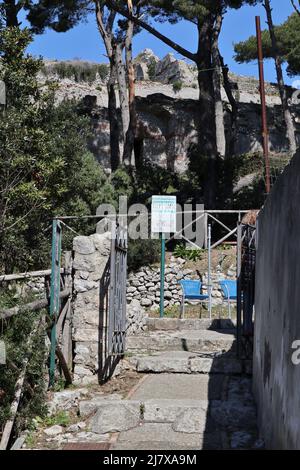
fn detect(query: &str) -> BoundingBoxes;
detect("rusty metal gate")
[108,221,127,356]
[237,223,256,358]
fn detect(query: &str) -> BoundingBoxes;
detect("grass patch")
[150,304,237,320]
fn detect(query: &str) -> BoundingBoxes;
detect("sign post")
[160,233,166,318]
[151,196,177,318]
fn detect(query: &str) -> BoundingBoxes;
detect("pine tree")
[0,1,140,170]
[234,12,300,76]
[106,0,259,206]
[234,10,300,155]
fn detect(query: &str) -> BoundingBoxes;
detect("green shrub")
[173,243,204,261]
[43,62,109,84]
[147,58,157,80]
[43,410,70,428]
[0,291,47,439]
[172,80,183,93]
[128,239,160,272]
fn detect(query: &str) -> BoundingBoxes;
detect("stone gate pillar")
[72,232,111,385]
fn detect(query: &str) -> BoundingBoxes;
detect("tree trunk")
[108,56,121,171]
[123,1,136,168]
[95,3,121,170]
[219,53,239,155]
[115,42,130,164]
[265,0,297,155]
[4,0,20,27]
[291,0,300,16]
[211,13,226,158]
[196,16,218,208]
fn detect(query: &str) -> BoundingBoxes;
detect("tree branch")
[105,0,197,62]
[291,0,300,16]
[95,0,113,58]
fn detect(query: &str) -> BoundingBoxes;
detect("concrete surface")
[129,373,224,401]
[111,370,259,450]
[127,328,236,353]
[112,422,217,450]
[135,350,242,374]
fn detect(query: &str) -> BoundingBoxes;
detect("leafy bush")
[0,28,112,272]
[0,290,47,440]
[43,61,109,84]
[128,239,160,272]
[172,80,183,93]
[134,160,179,204]
[173,243,204,261]
[147,58,157,80]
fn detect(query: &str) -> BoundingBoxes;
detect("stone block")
[172,407,208,434]
[89,401,141,434]
[73,329,98,342]
[79,395,124,417]
[73,236,95,255]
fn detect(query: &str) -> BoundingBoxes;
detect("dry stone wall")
[126,256,237,314]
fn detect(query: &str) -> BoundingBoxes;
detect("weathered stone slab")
[172,406,208,434]
[89,401,141,434]
[74,279,99,293]
[48,388,89,415]
[127,329,235,353]
[190,357,242,375]
[79,395,124,417]
[134,350,241,375]
[89,232,111,254]
[130,373,224,401]
[113,422,202,450]
[73,329,98,342]
[73,310,100,328]
[73,236,95,255]
[73,253,98,272]
[44,425,63,437]
[143,399,207,424]
[136,352,191,373]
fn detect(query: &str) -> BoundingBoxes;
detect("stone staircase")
[71,317,260,450]
[126,317,251,375]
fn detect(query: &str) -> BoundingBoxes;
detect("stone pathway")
[109,318,261,450]
[111,373,259,450]
[22,318,263,451]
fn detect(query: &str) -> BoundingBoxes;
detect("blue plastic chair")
[219,280,237,319]
[180,280,209,318]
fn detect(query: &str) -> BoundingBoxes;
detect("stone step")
[134,351,243,375]
[126,328,236,354]
[79,396,256,442]
[80,397,209,434]
[146,317,236,332]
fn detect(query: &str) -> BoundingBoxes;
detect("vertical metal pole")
[208,224,212,320]
[204,212,208,249]
[160,233,166,318]
[49,219,62,387]
[256,16,271,194]
[236,222,242,358]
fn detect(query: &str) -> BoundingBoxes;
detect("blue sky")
[25,0,298,86]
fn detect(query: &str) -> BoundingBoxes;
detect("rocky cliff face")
[41,49,300,173]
